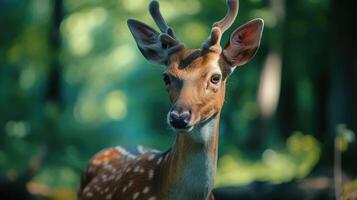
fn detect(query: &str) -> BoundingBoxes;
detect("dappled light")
[104,90,127,120]
[62,7,108,56]
[0,0,356,199]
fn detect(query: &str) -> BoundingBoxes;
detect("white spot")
[83,186,90,193]
[148,196,156,200]
[122,186,127,192]
[86,192,93,197]
[101,174,108,182]
[115,146,137,159]
[128,154,136,159]
[142,186,150,194]
[134,166,140,172]
[94,185,100,191]
[150,149,160,153]
[164,154,169,162]
[104,187,109,193]
[115,146,126,153]
[115,173,122,181]
[106,193,113,199]
[133,192,140,199]
[156,157,162,165]
[126,167,131,173]
[108,175,115,180]
[128,180,133,187]
[137,145,146,154]
[148,169,154,180]
[147,154,155,161]
[104,164,113,170]
[140,168,145,173]
[102,174,107,182]
[88,166,94,173]
[111,168,117,173]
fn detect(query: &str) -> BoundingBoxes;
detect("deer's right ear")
[127,19,168,65]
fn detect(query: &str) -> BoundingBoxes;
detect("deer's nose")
[169,110,191,129]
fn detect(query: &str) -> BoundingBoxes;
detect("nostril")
[180,112,191,123]
[169,111,180,121]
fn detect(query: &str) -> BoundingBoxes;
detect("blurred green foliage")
[216,132,321,186]
[0,0,356,199]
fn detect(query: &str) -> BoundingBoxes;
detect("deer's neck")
[161,114,220,200]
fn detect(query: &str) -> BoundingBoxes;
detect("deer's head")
[128,0,263,132]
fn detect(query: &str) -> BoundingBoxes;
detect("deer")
[78,0,263,199]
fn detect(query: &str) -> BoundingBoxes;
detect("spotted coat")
[78,146,215,200]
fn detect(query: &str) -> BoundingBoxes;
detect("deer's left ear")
[221,18,264,68]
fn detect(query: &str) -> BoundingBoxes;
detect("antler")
[213,0,239,33]
[149,0,176,38]
[203,0,239,51]
[149,0,183,52]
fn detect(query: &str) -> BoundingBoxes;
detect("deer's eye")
[163,74,171,85]
[210,74,221,84]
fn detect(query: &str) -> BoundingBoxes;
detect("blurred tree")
[0,0,356,199]
[330,0,357,173]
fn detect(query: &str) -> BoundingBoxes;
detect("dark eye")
[163,74,171,85]
[210,74,221,84]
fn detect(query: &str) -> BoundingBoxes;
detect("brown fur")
[165,49,226,126]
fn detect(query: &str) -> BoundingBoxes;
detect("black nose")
[169,111,191,129]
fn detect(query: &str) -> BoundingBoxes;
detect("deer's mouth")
[171,125,194,133]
